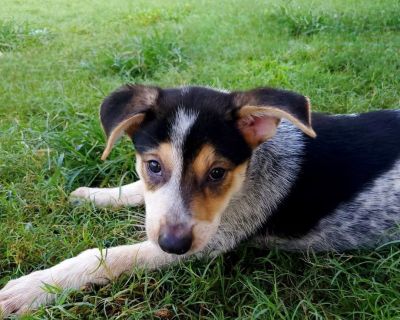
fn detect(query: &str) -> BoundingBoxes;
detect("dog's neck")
[208,120,305,252]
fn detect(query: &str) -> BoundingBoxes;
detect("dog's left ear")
[231,87,316,148]
[100,84,160,160]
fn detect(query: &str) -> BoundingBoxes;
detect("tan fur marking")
[191,162,248,222]
[101,113,145,160]
[305,96,312,128]
[192,144,226,180]
[152,142,174,173]
[139,143,174,191]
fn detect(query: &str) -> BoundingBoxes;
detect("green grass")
[1,0,400,318]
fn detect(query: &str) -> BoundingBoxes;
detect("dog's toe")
[0,299,15,317]
[70,187,90,198]
[0,296,33,317]
[0,271,55,316]
[69,187,91,205]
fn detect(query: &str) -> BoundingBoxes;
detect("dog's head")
[100,85,315,255]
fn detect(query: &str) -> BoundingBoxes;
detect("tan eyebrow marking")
[192,144,232,180]
[190,161,248,222]
[139,142,174,191]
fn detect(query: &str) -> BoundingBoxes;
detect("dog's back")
[249,110,400,251]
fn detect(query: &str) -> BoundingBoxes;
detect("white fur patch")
[144,109,198,243]
[0,241,178,315]
[70,181,144,207]
[333,113,359,117]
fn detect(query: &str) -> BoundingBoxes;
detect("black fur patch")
[133,113,170,153]
[133,86,252,163]
[100,84,159,138]
[183,112,252,166]
[262,111,400,238]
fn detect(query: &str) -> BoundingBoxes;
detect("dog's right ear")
[100,84,160,160]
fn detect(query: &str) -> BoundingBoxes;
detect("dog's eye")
[148,160,162,175]
[208,167,226,181]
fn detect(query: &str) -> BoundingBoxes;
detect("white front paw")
[69,187,119,207]
[0,269,56,316]
[69,187,92,205]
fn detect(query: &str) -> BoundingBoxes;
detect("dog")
[1,84,400,315]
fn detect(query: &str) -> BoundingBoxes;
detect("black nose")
[158,224,192,255]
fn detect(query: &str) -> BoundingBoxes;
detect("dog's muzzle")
[158,223,192,255]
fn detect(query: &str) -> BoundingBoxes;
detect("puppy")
[1,84,399,315]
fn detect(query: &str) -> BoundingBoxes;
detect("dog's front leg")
[70,180,144,207]
[0,241,178,316]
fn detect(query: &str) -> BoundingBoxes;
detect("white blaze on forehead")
[169,108,198,201]
[170,108,198,152]
[167,108,198,219]
[144,108,199,238]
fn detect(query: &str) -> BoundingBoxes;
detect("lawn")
[1,0,400,318]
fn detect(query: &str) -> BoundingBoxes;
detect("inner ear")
[231,87,316,148]
[236,105,316,148]
[237,113,281,148]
